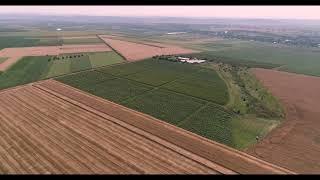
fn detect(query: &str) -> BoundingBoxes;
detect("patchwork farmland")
[0,51,124,90]
[0,79,293,174]
[56,58,276,149]
[0,44,112,71]
[98,35,199,61]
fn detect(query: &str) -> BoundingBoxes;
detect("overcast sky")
[0,6,319,20]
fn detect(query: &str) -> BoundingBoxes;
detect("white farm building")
[177,57,206,64]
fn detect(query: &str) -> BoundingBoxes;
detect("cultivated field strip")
[0,84,224,174]
[98,35,198,61]
[34,80,294,174]
[0,44,112,71]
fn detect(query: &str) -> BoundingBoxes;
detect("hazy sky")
[0,6,319,20]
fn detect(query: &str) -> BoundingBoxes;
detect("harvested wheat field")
[0,80,293,174]
[248,68,320,174]
[0,44,111,71]
[98,35,198,61]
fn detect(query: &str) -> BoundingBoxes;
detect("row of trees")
[48,54,85,62]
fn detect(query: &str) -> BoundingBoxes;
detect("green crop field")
[122,89,207,124]
[0,36,62,50]
[188,40,320,76]
[62,37,103,44]
[97,62,148,76]
[178,103,235,146]
[44,52,124,78]
[70,55,92,72]
[162,68,229,104]
[0,56,50,90]
[0,51,124,89]
[84,78,153,102]
[0,57,7,64]
[56,58,276,150]
[45,59,71,78]
[88,51,125,68]
[56,70,117,87]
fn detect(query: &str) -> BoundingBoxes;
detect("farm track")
[29,79,293,174]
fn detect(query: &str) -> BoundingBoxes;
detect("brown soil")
[0,44,112,71]
[98,35,199,61]
[247,68,320,174]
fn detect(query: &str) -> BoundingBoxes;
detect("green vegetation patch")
[88,51,124,68]
[70,55,92,72]
[0,56,50,89]
[178,103,235,147]
[97,62,148,76]
[45,59,71,78]
[62,37,103,44]
[162,68,229,105]
[37,38,63,46]
[0,36,62,50]
[190,51,281,69]
[230,116,280,150]
[122,88,207,125]
[0,36,39,50]
[190,41,320,76]
[0,57,8,64]
[77,78,153,102]
[125,69,180,86]
[56,70,117,88]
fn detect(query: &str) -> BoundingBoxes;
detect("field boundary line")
[98,35,166,48]
[97,35,128,61]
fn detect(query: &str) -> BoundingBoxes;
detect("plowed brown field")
[0,79,293,174]
[248,68,320,174]
[98,35,198,61]
[0,44,112,71]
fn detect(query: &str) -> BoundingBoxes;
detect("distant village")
[153,55,206,64]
